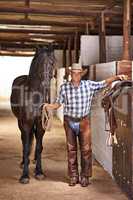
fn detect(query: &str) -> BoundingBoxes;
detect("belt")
[64,115,88,122]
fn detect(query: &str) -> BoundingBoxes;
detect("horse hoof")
[19,176,30,184]
[35,174,45,181]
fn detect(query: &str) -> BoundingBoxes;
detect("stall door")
[113,87,133,198]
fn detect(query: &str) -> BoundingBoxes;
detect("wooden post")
[85,22,90,35]
[62,42,66,68]
[122,0,131,60]
[117,0,132,79]
[99,12,106,63]
[68,36,72,66]
[74,32,79,63]
[63,40,69,80]
[25,0,30,19]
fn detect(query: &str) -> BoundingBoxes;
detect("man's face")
[71,70,82,83]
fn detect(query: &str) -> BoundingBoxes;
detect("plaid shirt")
[56,80,107,118]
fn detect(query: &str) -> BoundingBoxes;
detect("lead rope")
[41,104,53,131]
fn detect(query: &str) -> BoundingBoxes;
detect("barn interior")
[0,0,133,200]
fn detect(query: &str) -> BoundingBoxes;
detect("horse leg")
[20,130,34,168]
[34,120,45,180]
[18,120,32,184]
[32,124,37,164]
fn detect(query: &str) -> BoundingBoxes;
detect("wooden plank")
[0,6,122,16]
[122,0,131,60]
[113,89,133,199]
[0,19,86,27]
[0,42,64,50]
[99,12,106,63]
[0,27,83,34]
[25,0,30,19]
[0,50,35,56]
[74,32,79,63]
[68,36,72,66]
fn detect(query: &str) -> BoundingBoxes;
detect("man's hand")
[44,103,61,110]
[117,74,128,81]
[105,74,128,85]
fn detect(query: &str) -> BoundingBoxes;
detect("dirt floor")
[0,112,128,200]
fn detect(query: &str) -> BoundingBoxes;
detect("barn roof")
[0,0,132,55]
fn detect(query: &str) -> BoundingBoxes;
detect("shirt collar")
[69,80,83,88]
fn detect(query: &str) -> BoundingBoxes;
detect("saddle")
[101,80,133,146]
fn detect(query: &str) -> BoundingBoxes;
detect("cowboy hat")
[70,63,83,71]
[69,63,88,76]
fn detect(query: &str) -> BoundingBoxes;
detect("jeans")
[64,116,92,178]
[68,121,80,136]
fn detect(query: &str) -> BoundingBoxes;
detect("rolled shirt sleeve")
[55,84,65,104]
[89,80,107,92]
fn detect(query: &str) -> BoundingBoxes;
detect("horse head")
[28,46,56,104]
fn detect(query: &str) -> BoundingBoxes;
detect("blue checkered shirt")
[56,80,107,118]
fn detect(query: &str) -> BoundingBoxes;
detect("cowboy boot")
[80,176,90,187]
[69,176,79,186]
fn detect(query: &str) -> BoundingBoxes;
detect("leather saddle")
[101,80,133,136]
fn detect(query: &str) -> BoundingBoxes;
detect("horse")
[10,46,55,184]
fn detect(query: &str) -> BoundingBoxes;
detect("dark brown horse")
[10,47,55,184]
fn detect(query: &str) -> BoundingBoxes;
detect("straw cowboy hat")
[69,63,88,76]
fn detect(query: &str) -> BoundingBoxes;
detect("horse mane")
[29,45,55,80]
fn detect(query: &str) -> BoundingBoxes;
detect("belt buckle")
[75,116,82,122]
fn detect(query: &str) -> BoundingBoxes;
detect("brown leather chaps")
[64,116,92,178]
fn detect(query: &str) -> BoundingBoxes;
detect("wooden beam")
[68,37,72,66]
[122,0,131,60]
[0,19,86,27]
[0,32,68,40]
[0,28,83,35]
[74,32,79,63]
[63,42,67,68]
[99,12,106,63]
[25,0,30,19]
[0,50,35,57]
[0,6,122,16]
[0,42,36,49]
[0,42,64,50]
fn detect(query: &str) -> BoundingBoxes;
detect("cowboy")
[45,63,127,187]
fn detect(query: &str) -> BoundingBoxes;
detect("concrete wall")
[89,61,117,81]
[56,68,65,123]
[80,35,99,66]
[106,36,123,62]
[80,35,133,66]
[91,93,113,175]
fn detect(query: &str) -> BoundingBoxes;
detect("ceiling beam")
[0,50,35,57]
[0,42,36,49]
[0,19,87,27]
[0,28,84,35]
[0,42,65,50]
[0,6,122,16]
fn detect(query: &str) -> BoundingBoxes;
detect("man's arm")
[44,103,61,110]
[105,74,128,85]
[89,74,128,92]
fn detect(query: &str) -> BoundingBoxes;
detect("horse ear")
[35,46,42,55]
